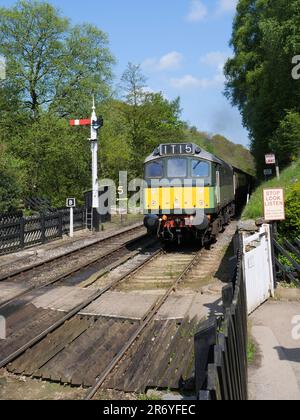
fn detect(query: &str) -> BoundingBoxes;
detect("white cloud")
[142,51,183,72]
[159,52,183,70]
[216,0,238,14]
[186,0,208,22]
[170,74,224,90]
[169,51,231,91]
[200,51,232,72]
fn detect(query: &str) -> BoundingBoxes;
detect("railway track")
[85,249,201,400]
[0,246,201,392]
[0,239,164,369]
[0,224,148,308]
[0,222,237,398]
[0,223,144,282]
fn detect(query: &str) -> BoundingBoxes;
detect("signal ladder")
[86,208,93,231]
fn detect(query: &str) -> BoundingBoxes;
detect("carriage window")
[167,159,187,178]
[145,161,163,178]
[192,160,210,177]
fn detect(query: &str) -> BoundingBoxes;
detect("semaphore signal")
[69,98,104,232]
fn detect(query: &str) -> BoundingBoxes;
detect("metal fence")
[194,246,248,400]
[0,208,85,255]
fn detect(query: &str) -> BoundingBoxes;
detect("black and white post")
[90,99,100,232]
[66,198,76,238]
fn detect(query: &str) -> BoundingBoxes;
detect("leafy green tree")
[119,63,185,176]
[9,112,91,206]
[270,111,300,166]
[225,0,300,175]
[96,99,132,182]
[0,0,115,118]
[0,0,115,209]
[0,143,25,212]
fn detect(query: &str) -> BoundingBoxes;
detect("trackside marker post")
[66,198,76,238]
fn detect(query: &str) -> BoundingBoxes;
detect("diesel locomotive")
[143,143,251,244]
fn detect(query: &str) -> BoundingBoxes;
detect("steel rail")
[85,248,202,400]
[0,247,164,370]
[0,223,144,282]
[0,231,151,310]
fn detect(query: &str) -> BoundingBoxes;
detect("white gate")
[243,224,275,315]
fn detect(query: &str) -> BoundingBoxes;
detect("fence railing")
[194,247,248,400]
[272,233,300,285]
[0,208,85,255]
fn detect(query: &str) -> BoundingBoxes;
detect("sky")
[0,0,250,147]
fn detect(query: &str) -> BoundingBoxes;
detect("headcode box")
[263,189,286,221]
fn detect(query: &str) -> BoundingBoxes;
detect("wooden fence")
[272,230,300,285]
[194,247,248,400]
[0,208,85,255]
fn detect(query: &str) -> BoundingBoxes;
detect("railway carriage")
[143,143,252,244]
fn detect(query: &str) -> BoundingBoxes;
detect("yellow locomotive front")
[143,143,228,244]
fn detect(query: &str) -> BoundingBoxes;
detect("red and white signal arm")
[70,119,91,127]
[66,198,76,208]
[265,154,276,165]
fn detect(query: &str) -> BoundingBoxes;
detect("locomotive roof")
[144,143,233,169]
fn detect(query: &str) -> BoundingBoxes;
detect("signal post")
[70,99,103,232]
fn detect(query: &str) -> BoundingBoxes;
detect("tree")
[270,111,300,166]
[120,62,147,107]
[0,143,25,212]
[0,0,115,118]
[0,0,115,209]
[119,63,185,176]
[8,112,91,205]
[224,0,300,175]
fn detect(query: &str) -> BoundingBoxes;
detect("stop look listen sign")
[263,189,286,222]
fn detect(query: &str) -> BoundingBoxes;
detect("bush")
[243,160,300,240]
[279,182,300,239]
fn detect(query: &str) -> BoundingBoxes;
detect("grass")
[247,336,257,365]
[277,280,299,289]
[137,392,162,401]
[242,159,300,220]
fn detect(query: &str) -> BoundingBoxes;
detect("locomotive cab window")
[192,160,210,178]
[145,161,163,178]
[167,158,187,178]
